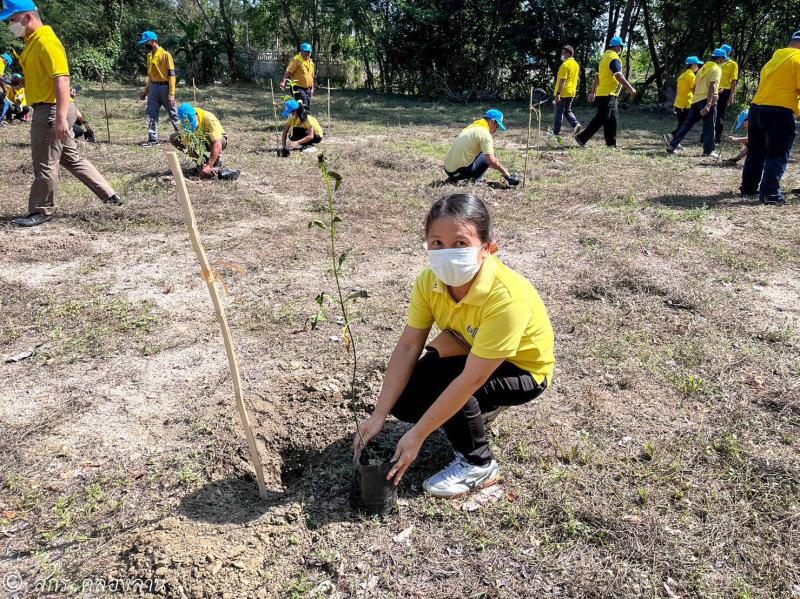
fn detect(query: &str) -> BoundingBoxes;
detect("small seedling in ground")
[641,442,656,461]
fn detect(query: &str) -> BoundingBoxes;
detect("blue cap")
[300,42,312,52]
[712,48,728,59]
[137,31,158,45]
[735,109,749,130]
[281,99,301,117]
[721,44,733,54]
[609,36,625,48]
[793,30,800,40]
[686,56,704,66]
[484,109,506,131]
[1,52,12,65]
[177,103,198,131]
[0,0,36,20]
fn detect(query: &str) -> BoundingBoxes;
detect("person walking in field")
[280,99,323,153]
[715,44,740,144]
[740,30,800,205]
[574,36,637,148]
[664,56,702,147]
[1,0,123,227]
[353,193,554,498]
[665,48,727,157]
[443,109,520,186]
[137,30,180,147]
[280,42,316,109]
[552,44,581,139]
[171,102,239,180]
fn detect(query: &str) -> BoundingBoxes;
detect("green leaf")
[329,171,343,191]
[314,292,329,306]
[332,215,343,224]
[346,289,369,302]
[308,219,329,230]
[337,249,352,270]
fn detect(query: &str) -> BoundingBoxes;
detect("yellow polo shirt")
[674,68,696,109]
[720,59,739,90]
[19,26,69,105]
[287,113,323,137]
[146,46,177,95]
[286,54,315,88]
[407,254,555,384]
[195,107,225,142]
[555,57,580,98]
[444,119,494,173]
[693,61,722,103]
[752,48,800,112]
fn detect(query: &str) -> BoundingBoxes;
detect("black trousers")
[575,95,617,147]
[292,87,312,109]
[390,349,547,466]
[671,108,689,136]
[289,127,322,146]
[715,89,732,143]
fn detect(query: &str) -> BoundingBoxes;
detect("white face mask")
[9,20,26,38]
[560,54,567,62]
[427,247,483,287]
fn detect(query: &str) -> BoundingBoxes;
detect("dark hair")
[563,45,575,56]
[295,105,309,122]
[424,193,492,243]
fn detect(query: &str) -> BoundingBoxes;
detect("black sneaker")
[762,196,786,206]
[12,213,52,227]
[139,140,159,147]
[103,193,125,206]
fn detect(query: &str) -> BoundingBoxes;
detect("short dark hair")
[424,193,492,243]
[563,45,575,56]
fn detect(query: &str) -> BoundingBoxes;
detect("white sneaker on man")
[423,454,500,498]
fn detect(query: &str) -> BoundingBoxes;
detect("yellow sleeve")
[732,62,739,81]
[406,272,434,330]
[471,297,529,360]
[556,63,567,82]
[479,128,494,156]
[203,114,224,142]
[166,51,176,95]
[45,38,70,79]
[286,58,299,77]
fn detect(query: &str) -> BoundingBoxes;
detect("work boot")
[102,193,125,206]
[12,213,52,227]
[218,168,240,181]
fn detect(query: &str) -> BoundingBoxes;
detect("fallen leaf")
[392,525,413,543]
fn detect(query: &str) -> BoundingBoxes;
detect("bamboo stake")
[100,73,111,144]
[192,77,198,103]
[269,79,280,154]
[327,77,331,131]
[166,152,269,500]
[522,86,533,189]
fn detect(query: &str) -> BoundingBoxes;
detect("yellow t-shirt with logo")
[555,57,580,98]
[720,59,739,90]
[752,48,800,112]
[444,119,494,173]
[693,61,722,103]
[287,113,323,137]
[287,54,315,88]
[407,254,555,384]
[195,107,225,142]
[19,26,69,105]
[674,68,696,109]
[596,49,622,97]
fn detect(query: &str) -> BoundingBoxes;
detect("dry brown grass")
[1,84,798,598]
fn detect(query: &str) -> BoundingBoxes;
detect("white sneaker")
[301,145,317,153]
[704,152,720,159]
[423,454,500,498]
[573,124,583,136]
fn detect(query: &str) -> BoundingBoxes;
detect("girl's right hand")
[353,413,387,453]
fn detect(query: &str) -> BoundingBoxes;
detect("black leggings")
[391,349,547,466]
[289,127,321,146]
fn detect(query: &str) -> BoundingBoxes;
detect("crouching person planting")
[171,102,239,180]
[354,193,555,498]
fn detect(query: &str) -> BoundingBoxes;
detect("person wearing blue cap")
[280,99,323,154]
[740,30,800,205]
[443,110,520,186]
[574,36,637,147]
[137,30,180,147]
[280,42,316,109]
[665,56,702,145]
[0,52,12,77]
[716,44,739,144]
[2,0,123,227]
[171,102,239,180]
[724,108,749,164]
[666,49,727,157]
[5,73,29,122]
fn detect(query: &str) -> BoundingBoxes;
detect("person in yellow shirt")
[0,52,12,76]
[552,44,582,137]
[280,42,315,108]
[137,30,180,147]
[715,44,739,143]
[666,56,702,143]
[2,0,122,227]
[353,193,554,498]
[443,109,519,186]
[575,36,636,147]
[666,48,727,157]
[279,99,323,154]
[4,72,30,122]
[171,102,239,180]
[740,31,800,205]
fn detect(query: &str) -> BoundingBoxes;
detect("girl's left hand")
[387,428,424,486]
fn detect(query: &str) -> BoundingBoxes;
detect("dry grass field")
[1,83,799,598]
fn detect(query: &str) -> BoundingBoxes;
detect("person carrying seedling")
[664,56,702,147]
[137,30,180,147]
[665,48,727,157]
[574,36,636,147]
[1,0,123,227]
[724,109,749,163]
[552,44,581,139]
[715,44,739,144]
[443,109,520,186]
[280,42,315,109]
[740,30,800,205]
[280,98,323,154]
[171,102,239,180]
[4,73,29,122]
[353,193,554,498]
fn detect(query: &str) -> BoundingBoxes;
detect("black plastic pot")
[350,446,398,516]
[277,147,291,157]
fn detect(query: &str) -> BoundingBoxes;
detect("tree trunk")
[618,0,636,42]
[218,0,238,78]
[641,0,664,100]
[279,0,301,48]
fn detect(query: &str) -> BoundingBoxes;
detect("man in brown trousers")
[2,0,123,227]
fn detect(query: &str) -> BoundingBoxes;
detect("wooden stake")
[100,73,111,144]
[522,86,533,189]
[327,77,331,131]
[192,77,198,103]
[166,152,269,500]
[269,79,280,153]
